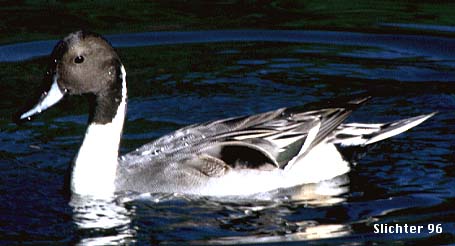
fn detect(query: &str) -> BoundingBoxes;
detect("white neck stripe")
[71,65,127,198]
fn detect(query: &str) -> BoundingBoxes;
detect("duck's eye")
[74,56,84,64]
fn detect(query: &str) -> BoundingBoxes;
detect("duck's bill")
[19,79,65,120]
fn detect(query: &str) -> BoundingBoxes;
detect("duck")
[17,30,435,199]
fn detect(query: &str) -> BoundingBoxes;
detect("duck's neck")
[71,65,127,198]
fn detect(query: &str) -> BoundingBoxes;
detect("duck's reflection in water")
[254,174,350,205]
[204,223,351,245]
[199,174,351,244]
[70,174,350,245]
[70,195,136,246]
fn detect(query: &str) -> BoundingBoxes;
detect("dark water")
[1,29,454,245]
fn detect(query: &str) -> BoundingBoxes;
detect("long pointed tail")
[329,112,436,147]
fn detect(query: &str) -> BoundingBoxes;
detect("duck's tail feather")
[329,112,436,147]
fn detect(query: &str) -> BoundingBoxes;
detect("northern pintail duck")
[17,31,434,198]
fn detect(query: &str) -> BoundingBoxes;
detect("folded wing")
[121,97,371,174]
